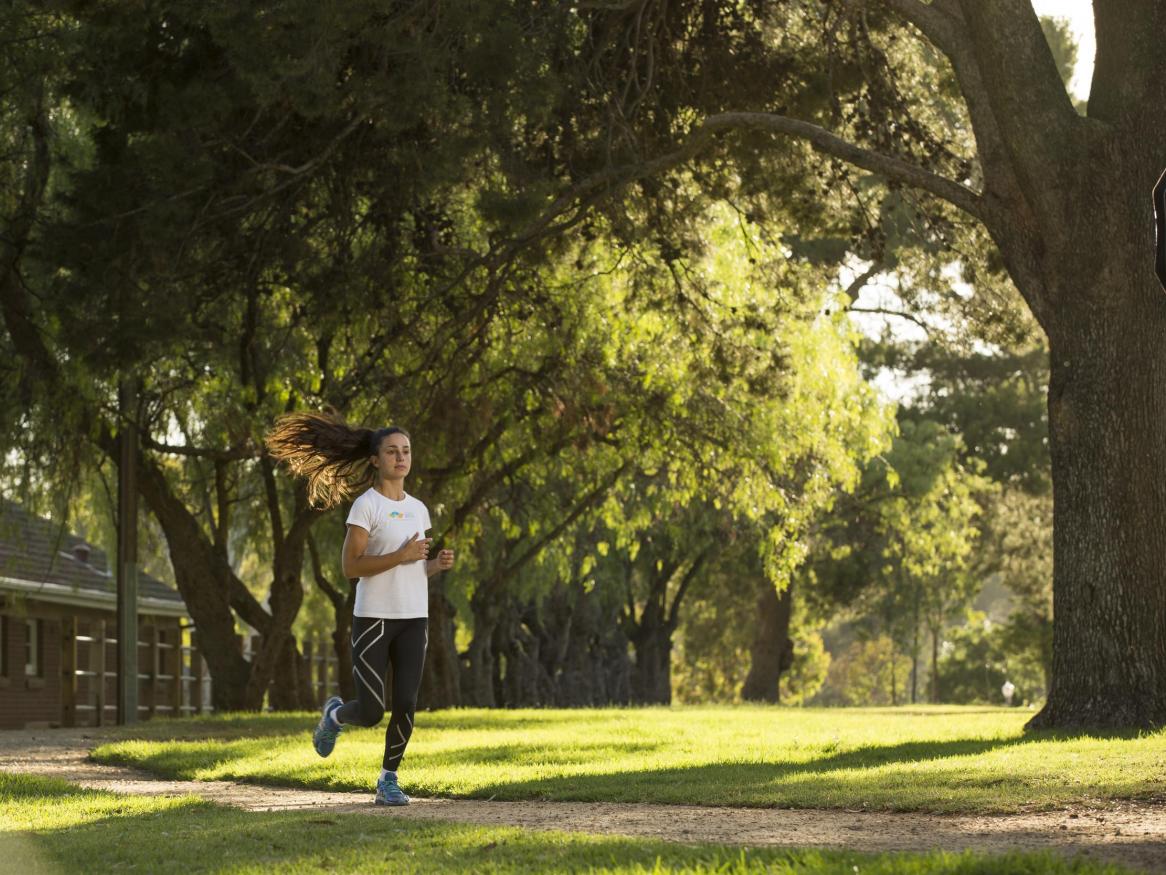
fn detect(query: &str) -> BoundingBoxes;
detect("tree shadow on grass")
[92,736,670,793]
[94,720,1150,810]
[4,774,1155,875]
[434,729,1149,810]
[99,714,311,744]
[420,711,597,732]
[415,739,666,767]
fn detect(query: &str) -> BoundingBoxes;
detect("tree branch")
[0,84,55,388]
[847,305,934,333]
[701,113,986,221]
[259,456,285,555]
[954,0,1081,195]
[873,0,963,53]
[230,578,273,635]
[872,0,1018,227]
[501,462,629,581]
[843,262,885,299]
[140,435,254,460]
[308,532,348,611]
[666,546,713,630]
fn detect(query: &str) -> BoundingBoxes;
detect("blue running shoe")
[374,772,410,806]
[312,696,344,758]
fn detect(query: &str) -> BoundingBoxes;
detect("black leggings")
[335,616,428,771]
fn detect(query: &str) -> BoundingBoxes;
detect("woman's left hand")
[435,548,455,570]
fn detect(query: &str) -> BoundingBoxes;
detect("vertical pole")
[117,378,139,725]
[1153,168,1166,292]
[95,620,107,727]
[149,623,160,718]
[303,638,314,704]
[170,626,182,718]
[60,617,77,728]
[191,630,204,715]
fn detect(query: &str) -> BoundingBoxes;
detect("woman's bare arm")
[342,525,430,578]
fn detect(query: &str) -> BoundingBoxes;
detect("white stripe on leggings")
[353,620,386,710]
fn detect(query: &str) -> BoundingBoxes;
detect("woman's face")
[372,433,411,481]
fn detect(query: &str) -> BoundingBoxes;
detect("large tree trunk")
[134,452,254,710]
[564,588,633,707]
[625,549,709,705]
[741,580,794,703]
[245,481,316,711]
[948,0,1166,729]
[540,579,632,707]
[332,593,356,702]
[497,607,547,707]
[930,624,940,704]
[307,535,356,701]
[461,590,499,706]
[269,634,312,710]
[1029,295,1166,728]
[629,610,674,704]
[420,583,460,708]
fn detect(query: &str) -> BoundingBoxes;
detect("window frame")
[24,617,43,678]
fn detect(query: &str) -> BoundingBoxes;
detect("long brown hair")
[265,412,408,509]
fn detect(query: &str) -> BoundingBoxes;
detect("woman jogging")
[266,412,454,806]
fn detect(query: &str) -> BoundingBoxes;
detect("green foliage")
[937,617,1047,707]
[675,570,830,706]
[813,636,912,707]
[0,0,1069,714]
[801,414,991,698]
[780,626,832,705]
[849,338,1052,708]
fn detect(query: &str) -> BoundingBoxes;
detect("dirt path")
[3,728,1164,874]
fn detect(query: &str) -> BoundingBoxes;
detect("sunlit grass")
[0,773,1139,875]
[90,705,1166,813]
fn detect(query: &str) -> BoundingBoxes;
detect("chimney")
[72,543,91,564]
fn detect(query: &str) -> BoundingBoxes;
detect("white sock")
[380,769,396,782]
[327,704,343,729]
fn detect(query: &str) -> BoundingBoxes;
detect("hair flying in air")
[265,412,409,509]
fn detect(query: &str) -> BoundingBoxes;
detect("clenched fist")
[398,533,432,563]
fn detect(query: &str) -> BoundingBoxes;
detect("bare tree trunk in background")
[421,584,461,708]
[741,580,794,703]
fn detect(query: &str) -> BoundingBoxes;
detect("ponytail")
[265,412,380,509]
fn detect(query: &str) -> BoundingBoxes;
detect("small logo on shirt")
[387,511,417,521]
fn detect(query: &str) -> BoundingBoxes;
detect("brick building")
[0,501,206,729]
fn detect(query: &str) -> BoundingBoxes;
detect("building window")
[25,618,42,677]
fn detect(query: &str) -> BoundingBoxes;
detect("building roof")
[0,501,188,618]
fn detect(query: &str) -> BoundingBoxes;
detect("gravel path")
[2,728,1164,873]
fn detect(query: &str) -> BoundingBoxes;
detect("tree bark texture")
[1030,299,1166,727]
[461,588,499,707]
[951,0,1166,728]
[332,599,356,702]
[421,583,462,708]
[269,634,313,710]
[629,610,674,704]
[741,580,794,703]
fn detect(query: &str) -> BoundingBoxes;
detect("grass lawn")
[90,705,1166,813]
[0,772,1140,875]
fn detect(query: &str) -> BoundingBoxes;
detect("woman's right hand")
[397,532,432,564]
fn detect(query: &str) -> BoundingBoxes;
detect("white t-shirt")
[345,489,432,618]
